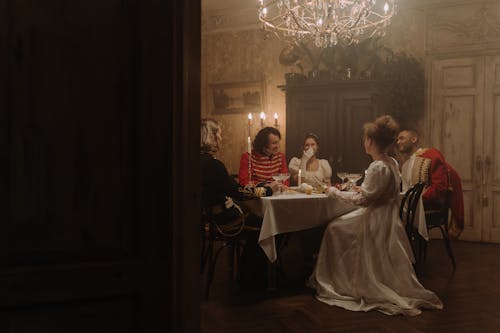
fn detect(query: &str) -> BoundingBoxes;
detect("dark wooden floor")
[201,240,500,333]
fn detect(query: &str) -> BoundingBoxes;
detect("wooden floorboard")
[201,240,500,333]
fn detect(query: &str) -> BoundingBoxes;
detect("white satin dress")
[308,159,443,316]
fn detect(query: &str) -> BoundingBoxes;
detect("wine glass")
[272,173,284,195]
[280,173,290,184]
[346,173,363,188]
[337,171,348,184]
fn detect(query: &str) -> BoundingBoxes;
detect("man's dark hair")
[253,126,281,154]
[399,128,419,139]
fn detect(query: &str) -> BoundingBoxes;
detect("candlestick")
[274,112,278,127]
[247,136,252,185]
[260,111,265,128]
[247,136,252,154]
[247,113,252,137]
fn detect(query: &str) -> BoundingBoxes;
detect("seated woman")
[308,115,443,316]
[201,118,273,228]
[201,118,272,290]
[288,133,332,188]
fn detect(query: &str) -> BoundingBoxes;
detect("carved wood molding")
[202,7,260,34]
[427,2,500,52]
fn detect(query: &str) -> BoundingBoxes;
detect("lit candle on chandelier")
[274,112,279,127]
[260,111,266,128]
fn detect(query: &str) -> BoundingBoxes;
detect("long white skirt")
[308,203,443,316]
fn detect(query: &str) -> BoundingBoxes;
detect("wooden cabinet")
[283,80,379,180]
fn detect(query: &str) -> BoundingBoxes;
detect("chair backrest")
[425,189,451,229]
[400,182,425,236]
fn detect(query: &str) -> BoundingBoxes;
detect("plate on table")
[282,188,299,195]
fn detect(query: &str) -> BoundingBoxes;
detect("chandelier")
[257,0,397,48]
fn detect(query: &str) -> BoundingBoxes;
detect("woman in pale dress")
[309,115,443,316]
[289,133,332,188]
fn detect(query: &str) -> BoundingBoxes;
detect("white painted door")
[483,55,500,242]
[429,56,485,241]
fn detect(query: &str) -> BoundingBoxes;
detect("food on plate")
[335,182,349,191]
[299,183,313,195]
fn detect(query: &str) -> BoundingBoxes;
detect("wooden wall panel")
[8,0,137,263]
[441,95,474,181]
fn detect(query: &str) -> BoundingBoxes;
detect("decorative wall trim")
[426,2,500,53]
[202,7,260,34]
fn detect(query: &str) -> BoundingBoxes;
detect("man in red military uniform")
[397,129,464,238]
[239,126,289,187]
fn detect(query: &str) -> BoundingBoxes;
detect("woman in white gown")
[309,115,443,316]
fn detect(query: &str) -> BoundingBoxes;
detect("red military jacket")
[413,148,464,238]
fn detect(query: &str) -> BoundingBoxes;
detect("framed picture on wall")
[210,81,266,114]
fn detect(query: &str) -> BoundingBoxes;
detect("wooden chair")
[399,182,426,274]
[423,190,457,270]
[200,205,261,298]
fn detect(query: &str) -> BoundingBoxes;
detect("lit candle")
[298,169,302,187]
[274,112,278,127]
[247,113,252,137]
[260,111,266,128]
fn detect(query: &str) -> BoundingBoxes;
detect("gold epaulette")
[415,147,429,157]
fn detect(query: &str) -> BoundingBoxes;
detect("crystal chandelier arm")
[257,0,397,47]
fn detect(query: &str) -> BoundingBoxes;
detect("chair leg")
[439,226,456,270]
[228,241,235,280]
[234,240,242,281]
[206,241,231,299]
[205,239,215,299]
[200,233,208,274]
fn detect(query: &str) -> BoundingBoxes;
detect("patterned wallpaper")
[201,5,425,174]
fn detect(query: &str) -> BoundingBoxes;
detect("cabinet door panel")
[285,84,377,184]
[337,94,376,173]
[286,92,335,169]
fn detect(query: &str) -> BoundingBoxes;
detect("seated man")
[396,128,464,238]
[239,126,290,187]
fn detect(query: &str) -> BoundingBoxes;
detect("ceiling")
[202,0,255,12]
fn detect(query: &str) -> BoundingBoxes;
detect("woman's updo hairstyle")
[363,115,399,151]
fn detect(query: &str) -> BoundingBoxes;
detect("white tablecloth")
[249,193,356,262]
[413,196,429,241]
[243,192,428,263]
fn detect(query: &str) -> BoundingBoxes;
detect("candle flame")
[260,112,266,119]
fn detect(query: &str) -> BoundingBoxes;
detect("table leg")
[267,260,277,291]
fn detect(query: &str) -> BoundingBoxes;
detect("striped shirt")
[238,151,289,186]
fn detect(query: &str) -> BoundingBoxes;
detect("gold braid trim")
[411,156,431,188]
